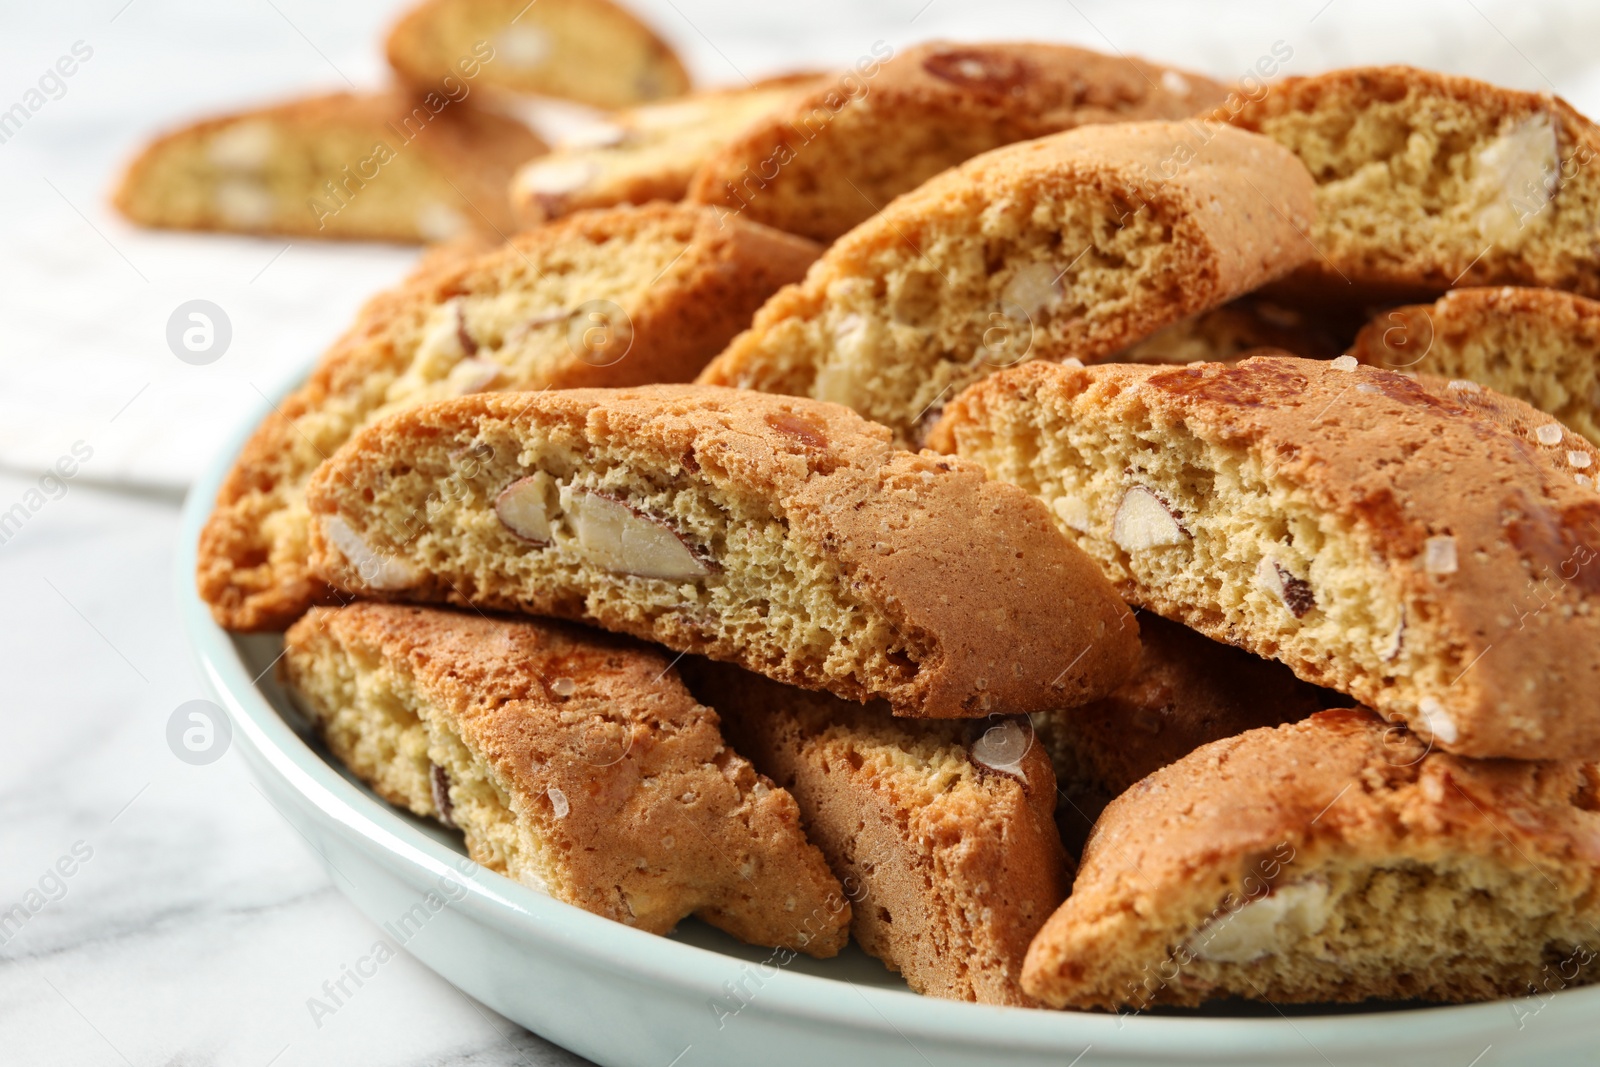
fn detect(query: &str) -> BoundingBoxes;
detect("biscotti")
[1034,613,1335,850]
[1349,286,1600,447]
[1225,66,1600,298]
[284,603,848,953]
[512,75,823,226]
[687,41,1229,243]
[698,121,1316,446]
[930,355,1600,760]
[684,658,1068,1005]
[303,386,1140,718]
[1023,709,1600,1008]
[197,204,820,631]
[112,91,543,242]
[385,0,689,110]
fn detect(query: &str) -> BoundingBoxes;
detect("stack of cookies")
[182,9,1600,1013]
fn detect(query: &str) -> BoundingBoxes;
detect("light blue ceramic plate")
[178,380,1598,1067]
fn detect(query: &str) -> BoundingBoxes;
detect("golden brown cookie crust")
[303,385,1140,718]
[1024,709,1600,1008]
[698,120,1317,445]
[931,354,1600,759]
[284,602,849,953]
[685,658,1069,1005]
[687,40,1230,243]
[197,204,820,632]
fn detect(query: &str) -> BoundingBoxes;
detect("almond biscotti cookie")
[686,41,1228,243]
[113,91,543,242]
[512,74,823,226]
[303,386,1140,718]
[284,603,848,953]
[698,121,1316,446]
[1035,613,1335,851]
[1024,709,1600,1008]
[1350,286,1600,447]
[385,0,689,110]
[930,355,1600,760]
[683,658,1068,1005]
[1225,66,1600,298]
[198,204,819,632]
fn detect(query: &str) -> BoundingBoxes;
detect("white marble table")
[0,470,591,1066]
[7,1,1600,1064]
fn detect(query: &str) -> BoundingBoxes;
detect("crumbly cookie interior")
[1367,305,1600,447]
[1101,855,1598,1007]
[285,623,560,894]
[946,390,1438,718]
[1253,84,1600,285]
[721,183,1176,445]
[224,215,703,623]
[119,118,472,240]
[322,420,925,699]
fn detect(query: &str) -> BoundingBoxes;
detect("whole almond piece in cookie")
[698,121,1316,446]
[931,354,1600,760]
[303,385,1139,719]
[687,41,1229,243]
[1024,709,1600,1008]
[1225,65,1600,299]
[284,603,849,954]
[684,658,1069,1005]
[197,204,820,632]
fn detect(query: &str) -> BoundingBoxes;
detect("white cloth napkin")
[4,0,1598,490]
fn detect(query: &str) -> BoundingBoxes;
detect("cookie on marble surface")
[698,121,1316,446]
[197,204,819,632]
[684,658,1069,1005]
[930,354,1600,760]
[1225,66,1600,299]
[302,385,1140,719]
[385,0,689,110]
[1023,709,1600,1008]
[511,74,824,226]
[284,602,849,953]
[1349,286,1600,447]
[112,91,543,242]
[1034,613,1337,852]
[686,41,1229,243]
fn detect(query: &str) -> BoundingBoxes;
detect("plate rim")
[174,362,1595,1059]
